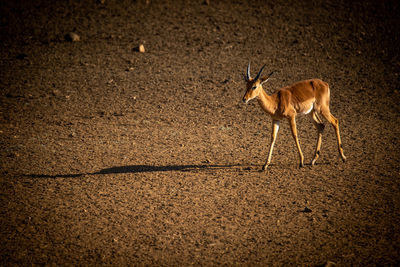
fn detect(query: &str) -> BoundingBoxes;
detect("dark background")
[1,0,399,265]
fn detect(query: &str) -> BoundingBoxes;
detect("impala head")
[242,62,273,104]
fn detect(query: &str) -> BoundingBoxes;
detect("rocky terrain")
[1,0,399,265]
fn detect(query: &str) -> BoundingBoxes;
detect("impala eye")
[251,86,257,90]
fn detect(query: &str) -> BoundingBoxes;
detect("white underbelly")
[301,104,313,115]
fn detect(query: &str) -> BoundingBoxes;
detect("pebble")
[138,44,145,53]
[65,32,80,42]
[133,44,145,53]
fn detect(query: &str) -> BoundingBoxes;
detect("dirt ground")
[1,0,399,265]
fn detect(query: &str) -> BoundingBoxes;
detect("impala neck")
[257,88,278,115]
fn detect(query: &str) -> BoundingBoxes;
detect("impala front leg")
[262,120,280,171]
[289,116,304,168]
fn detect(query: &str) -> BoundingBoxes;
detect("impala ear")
[261,71,274,85]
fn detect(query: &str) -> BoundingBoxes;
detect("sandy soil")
[1,0,399,265]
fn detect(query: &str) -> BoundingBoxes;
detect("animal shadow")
[25,164,239,179]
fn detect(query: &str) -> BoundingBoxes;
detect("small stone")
[133,44,145,53]
[65,32,80,42]
[138,44,145,53]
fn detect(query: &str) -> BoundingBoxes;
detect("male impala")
[243,63,346,170]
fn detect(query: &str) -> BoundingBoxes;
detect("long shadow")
[25,164,241,179]
[95,164,236,174]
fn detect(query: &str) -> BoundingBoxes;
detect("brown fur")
[243,70,346,170]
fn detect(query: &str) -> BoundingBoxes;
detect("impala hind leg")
[262,120,280,171]
[320,107,347,162]
[310,111,325,166]
[289,116,304,168]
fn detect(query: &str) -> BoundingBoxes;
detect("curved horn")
[245,62,251,81]
[254,64,266,81]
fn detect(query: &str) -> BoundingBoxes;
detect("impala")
[243,63,346,170]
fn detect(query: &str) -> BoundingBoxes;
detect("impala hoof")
[299,162,304,168]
